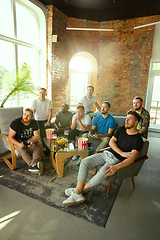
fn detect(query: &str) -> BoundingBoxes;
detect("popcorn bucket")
[46,129,54,139]
[78,137,88,150]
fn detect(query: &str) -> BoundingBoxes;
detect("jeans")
[77,151,120,187]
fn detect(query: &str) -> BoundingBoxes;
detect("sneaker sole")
[28,169,39,173]
[63,198,85,206]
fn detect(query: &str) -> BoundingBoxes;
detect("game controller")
[24,142,31,147]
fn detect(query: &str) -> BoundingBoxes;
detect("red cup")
[46,129,54,139]
[78,137,88,150]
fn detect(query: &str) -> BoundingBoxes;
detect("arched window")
[0,0,46,108]
[69,52,98,110]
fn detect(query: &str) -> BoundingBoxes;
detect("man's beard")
[125,124,134,129]
[134,106,141,111]
[22,118,31,124]
[101,111,108,115]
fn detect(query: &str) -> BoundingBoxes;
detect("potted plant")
[0,62,36,108]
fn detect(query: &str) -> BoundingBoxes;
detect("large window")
[0,0,46,108]
[146,60,160,130]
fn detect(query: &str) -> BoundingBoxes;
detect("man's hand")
[94,133,100,139]
[74,115,80,121]
[45,122,50,127]
[105,165,119,177]
[19,142,25,149]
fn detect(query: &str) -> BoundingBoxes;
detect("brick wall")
[47,6,160,116]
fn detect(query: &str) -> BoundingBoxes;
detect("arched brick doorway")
[68,52,98,110]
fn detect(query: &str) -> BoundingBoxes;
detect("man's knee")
[35,140,43,149]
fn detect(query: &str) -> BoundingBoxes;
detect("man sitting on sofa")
[69,104,91,160]
[83,101,115,151]
[8,108,43,174]
[54,103,73,135]
[63,110,143,206]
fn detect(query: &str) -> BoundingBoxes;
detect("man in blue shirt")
[84,101,115,151]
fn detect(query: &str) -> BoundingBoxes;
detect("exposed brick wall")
[47,6,160,116]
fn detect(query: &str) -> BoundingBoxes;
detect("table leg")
[50,151,89,178]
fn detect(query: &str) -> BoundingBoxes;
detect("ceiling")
[38,0,160,22]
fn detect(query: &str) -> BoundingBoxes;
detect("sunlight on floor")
[0,210,21,230]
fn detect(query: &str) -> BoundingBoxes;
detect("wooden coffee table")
[44,138,93,178]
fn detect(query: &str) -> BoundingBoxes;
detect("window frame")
[0,0,47,106]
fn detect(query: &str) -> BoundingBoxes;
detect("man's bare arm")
[94,102,101,111]
[8,128,24,149]
[95,128,114,139]
[45,108,52,126]
[138,126,147,135]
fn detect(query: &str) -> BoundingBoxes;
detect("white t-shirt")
[31,98,53,121]
[80,95,97,113]
[72,114,91,131]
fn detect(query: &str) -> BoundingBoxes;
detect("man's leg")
[14,144,32,166]
[63,151,120,206]
[38,120,47,147]
[63,152,108,206]
[29,139,43,166]
[96,137,110,151]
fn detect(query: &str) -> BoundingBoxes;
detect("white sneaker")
[72,155,79,160]
[63,192,85,206]
[37,161,43,175]
[65,188,76,197]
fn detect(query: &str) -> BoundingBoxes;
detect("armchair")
[95,137,149,198]
[0,107,43,170]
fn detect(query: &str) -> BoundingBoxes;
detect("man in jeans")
[8,108,43,174]
[63,110,143,206]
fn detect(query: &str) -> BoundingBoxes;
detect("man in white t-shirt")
[31,88,53,146]
[69,105,91,160]
[79,85,101,114]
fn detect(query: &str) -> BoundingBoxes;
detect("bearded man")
[62,110,143,206]
[54,103,73,135]
[83,101,115,151]
[133,96,150,138]
[8,108,43,174]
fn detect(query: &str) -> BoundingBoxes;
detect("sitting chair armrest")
[96,147,110,153]
[0,132,16,154]
[131,155,148,165]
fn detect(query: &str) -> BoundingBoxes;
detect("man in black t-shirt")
[8,108,43,174]
[63,110,144,206]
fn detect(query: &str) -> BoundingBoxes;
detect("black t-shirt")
[107,126,143,161]
[10,117,39,140]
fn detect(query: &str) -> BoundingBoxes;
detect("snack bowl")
[56,137,67,147]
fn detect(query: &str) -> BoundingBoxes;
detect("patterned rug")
[0,156,122,227]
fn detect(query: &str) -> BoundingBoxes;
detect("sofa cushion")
[114,116,126,129]
[0,107,23,155]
